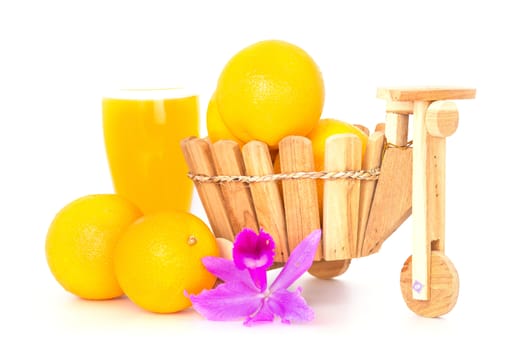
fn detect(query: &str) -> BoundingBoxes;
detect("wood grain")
[425,100,459,138]
[211,140,258,234]
[180,137,235,241]
[386,101,414,114]
[377,86,476,101]
[242,140,289,262]
[412,100,431,300]
[308,259,351,279]
[362,147,412,256]
[385,113,409,146]
[400,252,459,318]
[427,133,446,252]
[322,134,354,260]
[357,131,385,256]
[279,136,322,260]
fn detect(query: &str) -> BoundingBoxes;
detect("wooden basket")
[181,87,475,318]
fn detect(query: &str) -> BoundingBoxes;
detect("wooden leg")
[425,100,459,253]
[411,101,431,301]
[427,135,446,253]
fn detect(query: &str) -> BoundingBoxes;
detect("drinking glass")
[102,88,199,214]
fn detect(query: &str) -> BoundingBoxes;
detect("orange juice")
[102,89,198,214]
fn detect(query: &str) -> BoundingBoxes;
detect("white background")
[1,0,522,348]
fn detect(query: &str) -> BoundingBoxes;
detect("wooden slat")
[180,137,235,241]
[357,131,385,256]
[362,147,412,256]
[279,136,322,260]
[242,141,289,262]
[347,135,362,258]
[211,140,259,234]
[377,87,476,102]
[322,134,353,260]
[427,135,446,252]
[385,113,409,146]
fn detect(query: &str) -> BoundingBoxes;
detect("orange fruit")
[216,237,234,260]
[206,92,244,145]
[45,194,142,300]
[215,39,324,149]
[307,118,369,215]
[114,211,219,313]
[308,118,368,170]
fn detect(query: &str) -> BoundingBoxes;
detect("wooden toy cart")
[181,86,476,318]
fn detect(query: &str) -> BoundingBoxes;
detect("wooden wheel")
[400,251,459,317]
[308,259,351,279]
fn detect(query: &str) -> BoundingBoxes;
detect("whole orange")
[45,194,142,300]
[215,39,324,149]
[206,91,244,145]
[113,211,219,313]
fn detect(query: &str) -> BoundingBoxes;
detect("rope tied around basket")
[386,140,413,149]
[188,168,381,184]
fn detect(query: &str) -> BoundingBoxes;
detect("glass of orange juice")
[102,88,199,214]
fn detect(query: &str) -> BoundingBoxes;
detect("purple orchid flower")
[233,228,275,291]
[187,228,321,326]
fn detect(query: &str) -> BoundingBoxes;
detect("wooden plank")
[377,87,476,102]
[385,113,409,146]
[322,134,353,260]
[425,100,458,252]
[357,131,385,256]
[386,101,414,114]
[427,136,446,252]
[242,141,289,262]
[279,136,322,260]
[347,135,362,258]
[211,140,259,234]
[412,100,431,300]
[180,137,235,241]
[361,147,412,256]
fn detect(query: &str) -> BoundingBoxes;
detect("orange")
[215,39,324,149]
[307,118,369,215]
[308,118,368,170]
[216,237,234,260]
[206,92,244,145]
[45,194,142,300]
[113,211,219,313]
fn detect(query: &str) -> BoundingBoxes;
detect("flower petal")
[244,299,275,326]
[202,256,257,289]
[270,229,321,291]
[233,228,275,271]
[188,281,263,321]
[267,287,314,324]
[233,228,276,290]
